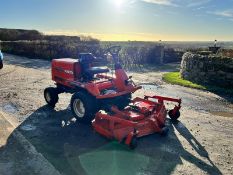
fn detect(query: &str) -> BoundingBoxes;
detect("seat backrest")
[73,62,82,79]
[79,53,95,72]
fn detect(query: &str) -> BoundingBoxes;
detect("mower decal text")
[54,67,73,75]
[64,70,74,75]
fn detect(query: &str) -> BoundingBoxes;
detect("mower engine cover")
[51,58,81,87]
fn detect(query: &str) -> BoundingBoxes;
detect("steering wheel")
[105,46,121,63]
[106,46,121,55]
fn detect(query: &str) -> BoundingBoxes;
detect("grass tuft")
[162,72,206,89]
[162,72,233,95]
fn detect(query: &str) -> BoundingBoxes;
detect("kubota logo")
[64,70,74,75]
[55,67,73,75]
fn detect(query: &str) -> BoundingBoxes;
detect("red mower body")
[51,58,140,98]
[44,48,182,149]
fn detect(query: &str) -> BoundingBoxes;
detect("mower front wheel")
[44,87,59,107]
[0,61,3,69]
[71,92,98,123]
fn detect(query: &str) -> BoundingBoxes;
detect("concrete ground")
[0,54,233,175]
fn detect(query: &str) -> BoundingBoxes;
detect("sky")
[1,0,233,41]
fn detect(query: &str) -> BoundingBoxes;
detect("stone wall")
[180,52,233,87]
[164,49,184,63]
[148,46,184,64]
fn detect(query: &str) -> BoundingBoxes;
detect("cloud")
[140,0,212,7]
[141,0,176,6]
[208,9,233,22]
[187,0,211,7]
[212,10,233,18]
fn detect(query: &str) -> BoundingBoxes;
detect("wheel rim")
[73,99,85,118]
[45,91,51,102]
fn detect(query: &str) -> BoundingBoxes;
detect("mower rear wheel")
[44,87,59,107]
[71,92,98,123]
[117,93,132,110]
[168,110,180,121]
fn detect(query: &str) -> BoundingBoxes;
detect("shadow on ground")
[0,105,222,175]
[202,86,233,104]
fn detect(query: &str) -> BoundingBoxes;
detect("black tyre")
[160,127,169,137]
[0,61,3,69]
[44,87,59,107]
[168,110,180,121]
[117,93,132,110]
[129,136,138,149]
[71,92,98,123]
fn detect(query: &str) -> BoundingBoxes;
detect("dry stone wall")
[180,52,233,87]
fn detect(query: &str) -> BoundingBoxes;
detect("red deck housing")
[92,95,181,148]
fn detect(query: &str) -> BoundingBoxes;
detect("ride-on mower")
[44,46,181,149]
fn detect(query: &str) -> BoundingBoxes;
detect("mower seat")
[86,67,109,75]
